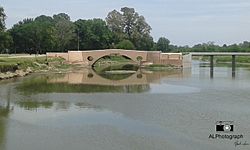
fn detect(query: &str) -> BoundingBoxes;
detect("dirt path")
[6,54,46,58]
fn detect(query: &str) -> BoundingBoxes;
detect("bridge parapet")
[47,52,69,61]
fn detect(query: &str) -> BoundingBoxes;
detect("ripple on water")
[149,84,200,94]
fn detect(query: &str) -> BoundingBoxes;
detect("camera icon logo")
[216,121,234,132]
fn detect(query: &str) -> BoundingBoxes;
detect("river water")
[0,61,250,150]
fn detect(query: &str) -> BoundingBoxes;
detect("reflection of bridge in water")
[49,69,191,86]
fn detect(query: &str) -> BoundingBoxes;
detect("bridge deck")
[190,52,250,56]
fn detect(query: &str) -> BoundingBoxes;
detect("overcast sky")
[1,0,250,46]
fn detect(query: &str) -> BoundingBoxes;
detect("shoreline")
[0,68,32,80]
[0,56,73,81]
[3,57,249,81]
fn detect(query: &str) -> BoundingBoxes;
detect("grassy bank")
[0,62,18,72]
[0,56,67,72]
[0,56,73,80]
[216,56,250,63]
[201,56,250,64]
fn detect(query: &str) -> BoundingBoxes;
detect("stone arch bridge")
[47,49,183,67]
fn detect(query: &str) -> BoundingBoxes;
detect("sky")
[1,0,250,46]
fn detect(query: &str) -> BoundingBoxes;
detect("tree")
[74,19,114,50]
[106,10,122,32]
[106,7,153,50]
[133,34,154,50]
[0,31,13,53]
[10,19,55,54]
[115,40,135,50]
[120,7,138,39]
[106,10,125,44]
[0,6,12,53]
[156,37,170,52]
[227,44,240,52]
[35,15,54,24]
[0,6,6,31]
[53,13,71,22]
[53,13,75,52]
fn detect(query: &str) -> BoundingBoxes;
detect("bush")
[115,40,135,50]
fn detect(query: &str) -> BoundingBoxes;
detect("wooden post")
[210,55,214,78]
[232,55,236,78]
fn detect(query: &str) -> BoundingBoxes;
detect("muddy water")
[0,62,250,150]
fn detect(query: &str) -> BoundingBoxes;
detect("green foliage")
[53,13,71,21]
[0,56,64,71]
[216,56,250,63]
[0,62,18,72]
[172,41,250,52]
[74,19,114,50]
[131,33,154,50]
[115,40,135,50]
[0,6,6,31]
[106,7,153,50]
[108,56,132,62]
[0,31,13,53]
[9,18,56,54]
[0,6,12,53]
[53,14,75,52]
[136,56,143,61]
[156,37,170,52]
[1,5,250,54]
[93,55,134,69]
[9,13,77,54]
[35,15,53,23]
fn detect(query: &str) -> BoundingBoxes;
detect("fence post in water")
[232,55,236,78]
[210,55,214,78]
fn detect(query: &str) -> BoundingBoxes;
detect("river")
[0,61,250,150]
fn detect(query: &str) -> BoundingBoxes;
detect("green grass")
[0,62,18,72]
[0,56,65,73]
[216,56,250,63]
[0,54,11,57]
[201,56,250,63]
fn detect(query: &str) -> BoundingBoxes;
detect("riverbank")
[0,54,182,80]
[198,56,250,64]
[0,55,75,80]
[0,67,32,80]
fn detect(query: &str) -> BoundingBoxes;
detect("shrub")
[115,40,135,50]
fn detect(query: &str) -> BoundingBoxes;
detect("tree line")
[0,6,250,54]
[170,41,250,53]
